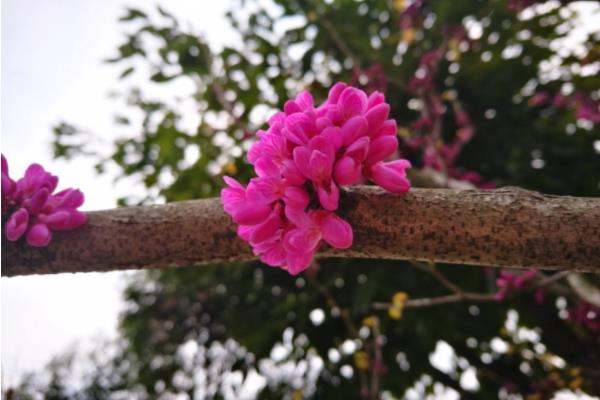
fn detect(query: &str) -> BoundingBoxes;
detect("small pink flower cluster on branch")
[530,90,600,124]
[495,269,539,301]
[568,302,600,333]
[1,154,86,247]
[221,83,411,275]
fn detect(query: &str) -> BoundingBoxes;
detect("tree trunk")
[2,186,599,277]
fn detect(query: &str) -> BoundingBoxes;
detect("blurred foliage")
[9,0,600,399]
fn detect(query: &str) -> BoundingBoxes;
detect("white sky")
[1,0,233,387]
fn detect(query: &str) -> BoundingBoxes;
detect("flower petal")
[251,177,281,202]
[327,82,348,103]
[232,201,272,225]
[334,156,361,186]
[283,186,309,209]
[53,189,85,209]
[295,91,314,110]
[22,188,49,214]
[321,126,344,150]
[345,136,370,163]
[254,157,280,178]
[309,150,333,183]
[293,146,312,179]
[341,116,368,146]
[365,135,398,165]
[26,223,52,247]
[282,160,305,185]
[257,242,287,267]
[284,206,313,228]
[373,119,397,138]
[5,208,29,241]
[285,250,315,275]
[338,87,368,120]
[317,180,339,211]
[284,227,321,253]
[320,213,353,249]
[364,103,390,131]
[368,160,411,193]
[284,99,302,114]
[250,213,281,245]
[45,211,71,229]
[223,176,245,190]
[237,225,254,241]
[1,154,8,175]
[367,91,385,109]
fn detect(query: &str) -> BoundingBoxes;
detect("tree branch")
[373,292,497,310]
[2,186,600,277]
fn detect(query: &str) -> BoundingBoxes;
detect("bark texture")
[2,186,599,277]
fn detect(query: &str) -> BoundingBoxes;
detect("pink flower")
[15,163,59,200]
[367,160,412,193]
[1,154,15,202]
[411,117,432,130]
[528,91,549,107]
[568,302,600,333]
[551,94,566,108]
[495,269,538,301]
[5,208,29,241]
[221,177,272,226]
[221,84,411,275]
[531,90,599,124]
[283,208,353,275]
[574,96,600,123]
[2,154,87,247]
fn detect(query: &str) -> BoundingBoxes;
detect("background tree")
[8,0,600,398]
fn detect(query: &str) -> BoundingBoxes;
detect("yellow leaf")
[362,316,378,327]
[393,0,406,12]
[393,292,408,306]
[448,39,461,61]
[398,127,411,138]
[224,163,237,175]
[569,377,583,390]
[401,28,416,44]
[354,351,370,370]
[388,306,402,320]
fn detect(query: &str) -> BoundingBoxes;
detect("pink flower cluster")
[1,154,86,247]
[221,83,411,275]
[495,269,538,301]
[568,302,600,333]
[404,49,495,189]
[530,90,600,124]
[397,0,423,31]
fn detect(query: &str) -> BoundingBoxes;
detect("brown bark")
[2,186,599,277]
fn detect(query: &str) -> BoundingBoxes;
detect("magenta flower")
[2,154,87,247]
[367,160,412,193]
[528,91,549,107]
[573,96,600,124]
[2,155,16,217]
[5,208,29,241]
[568,302,600,333]
[283,208,353,274]
[530,90,600,125]
[221,83,411,275]
[494,269,538,301]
